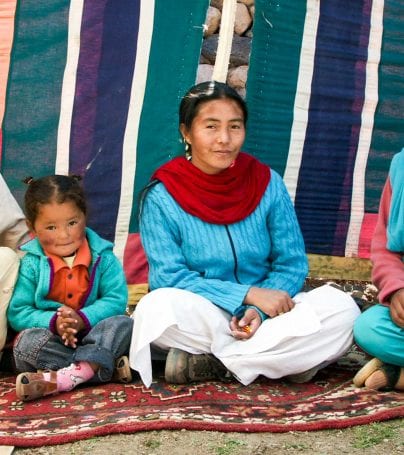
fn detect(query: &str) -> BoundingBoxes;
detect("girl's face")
[29,200,86,257]
[180,98,246,175]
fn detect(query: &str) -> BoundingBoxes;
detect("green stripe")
[365,0,404,212]
[1,1,69,205]
[130,0,209,232]
[244,1,306,176]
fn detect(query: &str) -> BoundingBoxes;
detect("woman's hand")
[244,286,295,318]
[230,307,262,340]
[56,306,85,348]
[390,288,404,327]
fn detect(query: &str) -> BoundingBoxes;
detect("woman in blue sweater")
[129,81,360,387]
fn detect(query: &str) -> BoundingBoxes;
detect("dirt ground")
[11,420,404,455]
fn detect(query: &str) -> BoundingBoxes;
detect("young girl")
[353,149,404,391]
[7,175,133,401]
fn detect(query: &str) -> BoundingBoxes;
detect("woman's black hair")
[23,174,86,226]
[179,81,248,129]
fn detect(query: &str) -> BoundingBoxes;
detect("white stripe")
[283,0,320,202]
[212,0,237,82]
[55,0,84,174]
[113,0,155,261]
[345,0,384,257]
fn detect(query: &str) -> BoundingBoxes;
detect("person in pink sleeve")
[353,149,404,391]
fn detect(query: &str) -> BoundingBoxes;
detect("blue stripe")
[69,0,108,176]
[294,0,371,255]
[70,0,140,241]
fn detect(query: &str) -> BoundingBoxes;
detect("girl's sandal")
[353,358,383,387]
[112,356,132,383]
[16,371,59,401]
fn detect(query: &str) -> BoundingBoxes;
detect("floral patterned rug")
[0,346,402,448]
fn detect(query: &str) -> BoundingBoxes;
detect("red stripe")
[358,213,378,258]
[123,233,148,284]
[0,0,17,163]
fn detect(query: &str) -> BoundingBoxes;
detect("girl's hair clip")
[23,176,34,185]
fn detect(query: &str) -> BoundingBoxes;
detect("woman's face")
[180,98,246,175]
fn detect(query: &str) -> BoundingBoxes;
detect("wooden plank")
[212,0,237,82]
[308,254,372,281]
[127,283,148,310]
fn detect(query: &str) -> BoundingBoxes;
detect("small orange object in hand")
[241,325,251,334]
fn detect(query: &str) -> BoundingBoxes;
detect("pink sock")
[44,361,95,392]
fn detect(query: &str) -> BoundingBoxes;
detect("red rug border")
[1,405,403,448]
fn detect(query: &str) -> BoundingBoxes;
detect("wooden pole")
[212,0,237,82]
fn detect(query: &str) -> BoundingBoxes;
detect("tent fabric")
[0,0,209,287]
[0,1,403,289]
[245,0,404,258]
[0,0,17,137]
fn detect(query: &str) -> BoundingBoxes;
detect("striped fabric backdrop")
[0,0,209,299]
[245,0,404,258]
[0,1,403,297]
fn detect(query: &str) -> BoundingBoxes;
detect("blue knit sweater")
[7,227,128,332]
[140,169,308,320]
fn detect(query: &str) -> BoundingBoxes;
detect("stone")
[199,54,211,64]
[235,87,246,98]
[238,0,255,6]
[227,65,248,89]
[245,28,253,38]
[229,35,251,67]
[234,2,252,36]
[204,6,221,37]
[201,34,219,65]
[196,64,214,84]
[201,34,251,67]
[210,0,223,10]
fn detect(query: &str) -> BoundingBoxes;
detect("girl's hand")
[56,306,85,348]
[56,315,78,348]
[390,288,404,327]
[230,308,261,340]
[244,287,295,318]
[61,327,79,348]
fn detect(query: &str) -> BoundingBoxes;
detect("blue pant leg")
[354,304,404,366]
[13,328,75,372]
[73,315,133,382]
[13,316,133,380]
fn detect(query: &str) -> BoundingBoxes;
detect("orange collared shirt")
[46,238,91,310]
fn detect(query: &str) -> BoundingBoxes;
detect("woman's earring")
[184,140,192,161]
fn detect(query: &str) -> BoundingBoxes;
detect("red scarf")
[152,152,271,224]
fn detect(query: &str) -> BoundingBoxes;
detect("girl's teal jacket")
[7,228,128,333]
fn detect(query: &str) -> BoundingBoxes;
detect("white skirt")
[129,284,361,387]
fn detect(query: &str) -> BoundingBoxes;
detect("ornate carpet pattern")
[0,347,402,447]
